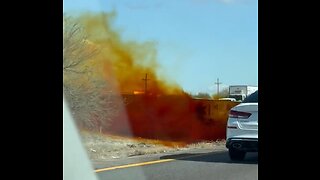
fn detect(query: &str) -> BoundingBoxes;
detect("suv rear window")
[242,90,258,103]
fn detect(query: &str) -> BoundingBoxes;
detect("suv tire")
[229,148,246,161]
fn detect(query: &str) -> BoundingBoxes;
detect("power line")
[215,78,222,97]
[142,73,150,94]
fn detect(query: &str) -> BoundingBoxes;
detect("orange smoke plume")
[74,12,238,143]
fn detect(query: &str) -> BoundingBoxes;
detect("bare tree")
[63,16,98,74]
[192,92,212,99]
[63,16,119,132]
[212,88,229,99]
[63,79,120,131]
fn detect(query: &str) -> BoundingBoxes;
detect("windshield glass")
[63,0,258,179]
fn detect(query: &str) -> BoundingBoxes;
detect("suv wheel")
[229,148,246,161]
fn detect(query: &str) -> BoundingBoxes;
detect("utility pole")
[142,73,150,94]
[215,78,222,98]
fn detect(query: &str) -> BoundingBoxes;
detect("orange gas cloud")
[75,12,238,144]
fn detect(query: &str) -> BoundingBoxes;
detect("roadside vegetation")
[63,16,120,132]
[80,131,226,161]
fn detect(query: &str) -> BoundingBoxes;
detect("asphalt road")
[94,150,258,180]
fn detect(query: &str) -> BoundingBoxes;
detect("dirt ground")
[79,131,226,161]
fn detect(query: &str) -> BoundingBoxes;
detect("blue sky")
[63,0,258,94]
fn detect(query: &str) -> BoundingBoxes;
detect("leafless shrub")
[63,16,98,74]
[63,15,120,132]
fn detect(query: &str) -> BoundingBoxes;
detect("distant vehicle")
[226,90,258,161]
[229,85,258,102]
[218,98,236,101]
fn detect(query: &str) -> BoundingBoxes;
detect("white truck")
[229,85,258,102]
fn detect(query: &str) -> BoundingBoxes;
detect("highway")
[94,150,258,180]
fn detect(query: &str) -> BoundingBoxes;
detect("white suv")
[226,90,258,160]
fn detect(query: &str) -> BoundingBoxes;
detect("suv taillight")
[229,110,251,119]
